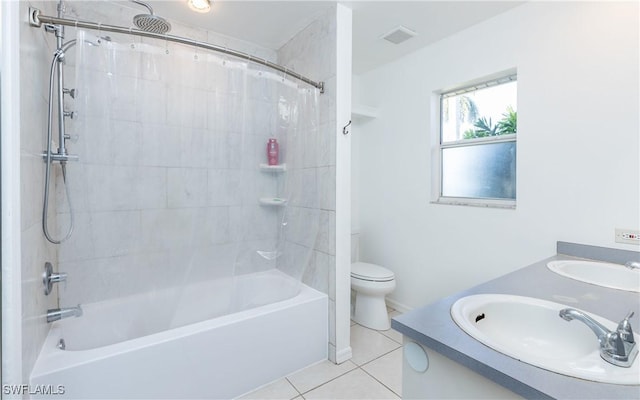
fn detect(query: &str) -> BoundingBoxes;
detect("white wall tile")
[166,85,208,129]
[141,123,181,167]
[167,168,208,208]
[201,206,231,245]
[136,79,167,124]
[110,75,139,122]
[207,169,242,206]
[111,120,143,166]
[141,208,210,251]
[180,128,209,168]
[90,210,142,258]
[136,167,167,209]
[303,250,330,294]
[318,166,336,211]
[58,211,96,262]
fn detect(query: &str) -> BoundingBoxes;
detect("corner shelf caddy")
[259,163,287,206]
[259,197,288,207]
[259,163,287,172]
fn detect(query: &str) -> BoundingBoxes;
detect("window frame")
[432,73,517,209]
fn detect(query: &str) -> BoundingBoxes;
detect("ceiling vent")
[381,25,417,45]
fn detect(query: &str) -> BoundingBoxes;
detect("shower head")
[133,14,171,34]
[130,0,171,34]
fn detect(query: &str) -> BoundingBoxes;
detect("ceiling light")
[188,0,211,13]
[381,25,417,45]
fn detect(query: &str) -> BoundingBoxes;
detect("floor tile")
[287,359,358,394]
[381,311,403,344]
[303,368,399,399]
[239,378,300,400]
[350,324,402,366]
[362,348,403,397]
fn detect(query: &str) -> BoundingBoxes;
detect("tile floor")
[240,309,403,400]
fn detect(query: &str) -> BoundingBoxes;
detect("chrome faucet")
[47,304,82,323]
[625,261,640,270]
[559,308,638,367]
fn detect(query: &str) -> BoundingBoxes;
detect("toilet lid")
[351,262,395,282]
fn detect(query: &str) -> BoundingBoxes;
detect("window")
[436,74,517,207]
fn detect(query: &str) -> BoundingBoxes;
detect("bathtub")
[30,270,328,399]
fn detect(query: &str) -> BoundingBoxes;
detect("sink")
[451,294,640,385]
[547,260,640,292]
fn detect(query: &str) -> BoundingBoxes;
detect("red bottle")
[267,138,279,165]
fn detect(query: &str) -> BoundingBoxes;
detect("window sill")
[432,197,516,209]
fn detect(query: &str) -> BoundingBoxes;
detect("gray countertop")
[392,242,640,399]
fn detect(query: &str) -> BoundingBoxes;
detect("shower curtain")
[56,30,320,331]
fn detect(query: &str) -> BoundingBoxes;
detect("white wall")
[351,75,362,232]
[355,2,639,310]
[333,3,353,364]
[2,0,24,388]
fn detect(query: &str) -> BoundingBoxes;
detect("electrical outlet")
[615,228,640,245]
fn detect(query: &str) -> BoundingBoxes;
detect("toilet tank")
[351,230,360,263]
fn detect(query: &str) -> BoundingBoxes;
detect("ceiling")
[133,1,523,74]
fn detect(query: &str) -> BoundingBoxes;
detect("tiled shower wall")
[278,5,338,356]
[19,0,60,382]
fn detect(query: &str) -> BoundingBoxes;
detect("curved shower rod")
[28,7,325,93]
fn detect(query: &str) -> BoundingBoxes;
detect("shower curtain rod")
[28,7,325,94]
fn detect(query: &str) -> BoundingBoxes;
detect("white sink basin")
[451,294,640,385]
[548,260,640,292]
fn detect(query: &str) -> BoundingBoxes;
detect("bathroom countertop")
[392,242,640,399]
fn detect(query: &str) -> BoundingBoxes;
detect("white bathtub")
[30,270,328,399]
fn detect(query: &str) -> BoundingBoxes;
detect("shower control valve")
[43,262,68,295]
[63,110,76,119]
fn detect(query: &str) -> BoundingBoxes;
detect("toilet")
[350,231,396,330]
[351,262,396,330]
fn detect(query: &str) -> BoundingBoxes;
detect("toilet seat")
[351,262,395,282]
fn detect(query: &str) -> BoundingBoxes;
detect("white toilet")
[351,262,396,330]
[350,231,396,330]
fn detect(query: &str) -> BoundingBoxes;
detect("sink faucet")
[625,261,640,270]
[559,308,638,367]
[47,304,82,323]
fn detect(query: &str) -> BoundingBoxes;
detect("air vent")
[381,25,417,44]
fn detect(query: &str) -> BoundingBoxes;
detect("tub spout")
[47,304,82,323]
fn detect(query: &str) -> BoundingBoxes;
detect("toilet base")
[353,292,390,331]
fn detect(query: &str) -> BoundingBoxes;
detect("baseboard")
[386,297,413,314]
[330,345,353,364]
